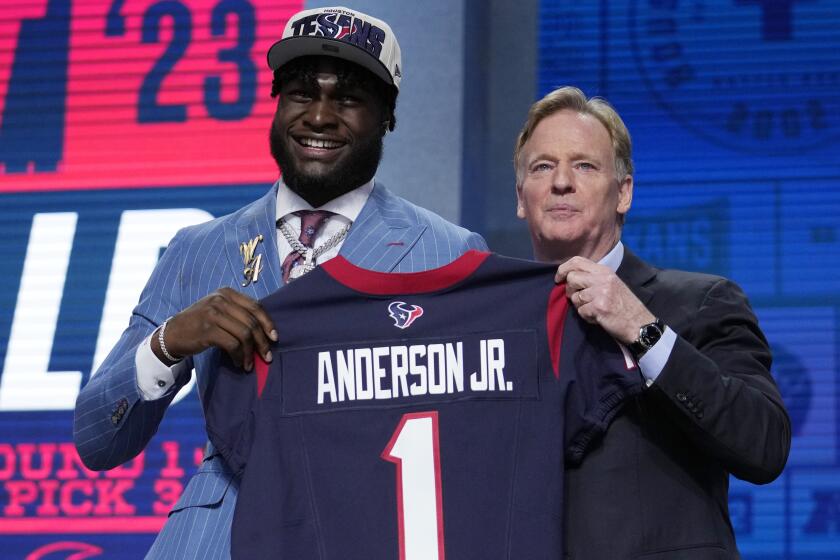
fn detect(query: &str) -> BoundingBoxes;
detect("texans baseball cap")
[267,6,402,90]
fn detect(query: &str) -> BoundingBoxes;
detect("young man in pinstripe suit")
[73,7,486,558]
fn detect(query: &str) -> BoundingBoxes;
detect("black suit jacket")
[564,248,791,560]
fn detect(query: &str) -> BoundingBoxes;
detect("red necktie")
[281,210,332,283]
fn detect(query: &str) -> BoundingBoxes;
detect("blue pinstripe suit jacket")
[73,182,487,559]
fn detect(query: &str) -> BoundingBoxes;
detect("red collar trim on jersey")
[322,250,491,295]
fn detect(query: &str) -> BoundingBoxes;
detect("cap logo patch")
[291,13,385,59]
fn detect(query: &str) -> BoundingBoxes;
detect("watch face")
[640,322,663,348]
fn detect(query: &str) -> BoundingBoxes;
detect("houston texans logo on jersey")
[387,301,424,329]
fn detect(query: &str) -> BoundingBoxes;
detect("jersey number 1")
[381,411,446,560]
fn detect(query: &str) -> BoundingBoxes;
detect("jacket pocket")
[169,466,236,514]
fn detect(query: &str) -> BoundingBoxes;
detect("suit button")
[696,411,704,419]
[676,392,687,402]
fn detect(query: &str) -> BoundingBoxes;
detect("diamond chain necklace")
[277,218,351,278]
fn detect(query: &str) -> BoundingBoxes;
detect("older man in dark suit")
[514,86,790,559]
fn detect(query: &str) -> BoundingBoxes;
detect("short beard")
[270,122,383,208]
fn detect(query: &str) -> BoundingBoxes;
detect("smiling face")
[516,109,633,263]
[270,56,387,207]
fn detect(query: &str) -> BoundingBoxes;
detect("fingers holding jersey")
[158,288,277,371]
[569,287,599,325]
[554,256,602,285]
[555,256,655,344]
[556,257,613,305]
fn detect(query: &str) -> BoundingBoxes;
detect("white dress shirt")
[135,179,374,401]
[598,241,676,387]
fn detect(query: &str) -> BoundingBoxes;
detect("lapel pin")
[240,234,264,287]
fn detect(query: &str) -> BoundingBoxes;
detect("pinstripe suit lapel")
[340,182,426,272]
[223,184,283,299]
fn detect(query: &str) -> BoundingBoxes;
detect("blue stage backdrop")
[537,1,840,558]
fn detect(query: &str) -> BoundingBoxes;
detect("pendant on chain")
[288,264,307,280]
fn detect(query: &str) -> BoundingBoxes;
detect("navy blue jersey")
[205,251,643,559]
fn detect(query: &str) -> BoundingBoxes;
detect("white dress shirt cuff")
[135,334,189,400]
[638,326,677,387]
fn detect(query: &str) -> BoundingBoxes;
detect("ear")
[515,182,526,219]
[616,174,633,218]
